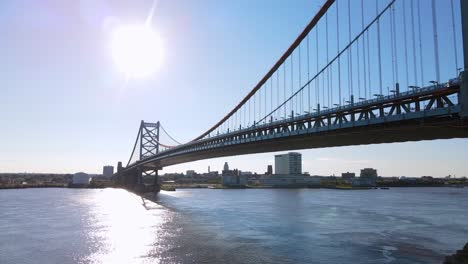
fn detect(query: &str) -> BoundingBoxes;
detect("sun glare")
[111,24,163,79]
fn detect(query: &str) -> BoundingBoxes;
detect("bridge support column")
[461,72,468,119]
[461,0,468,118]
[153,170,160,193]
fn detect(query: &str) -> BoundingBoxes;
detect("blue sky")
[0,0,467,177]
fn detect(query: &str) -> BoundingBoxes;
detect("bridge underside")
[143,116,468,169]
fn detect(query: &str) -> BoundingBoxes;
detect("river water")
[0,187,467,264]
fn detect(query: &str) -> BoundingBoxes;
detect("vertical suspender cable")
[450,0,459,75]
[271,76,273,120]
[392,3,399,83]
[253,89,256,124]
[243,104,245,128]
[259,87,261,122]
[299,44,302,113]
[316,26,320,108]
[322,63,325,107]
[291,52,294,117]
[348,0,353,98]
[390,4,395,87]
[337,0,341,105]
[326,12,330,107]
[270,78,278,120]
[357,33,361,99]
[362,0,367,99]
[264,84,267,122]
[417,0,424,87]
[264,84,267,120]
[329,12,333,106]
[410,0,418,87]
[377,1,383,96]
[403,1,409,90]
[276,71,279,119]
[367,31,371,99]
[431,0,440,83]
[347,2,351,99]
[284,62,286,118]
[307,34,311,112]
[264,82,267,122]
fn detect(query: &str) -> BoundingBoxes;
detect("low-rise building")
[350,177,376,187]
[341,172,356,179]
[260,174,321,187]
[222,173,247,187]
[72,172,91,185]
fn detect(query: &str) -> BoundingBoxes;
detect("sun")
[111,24,163,79]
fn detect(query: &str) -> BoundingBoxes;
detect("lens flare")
[111,24,163,79]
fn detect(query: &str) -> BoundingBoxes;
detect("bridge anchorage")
[116,0,468,194]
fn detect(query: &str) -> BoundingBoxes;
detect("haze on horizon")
[1,0,467,177]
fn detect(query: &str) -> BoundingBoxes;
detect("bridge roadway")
[125,80,468,172]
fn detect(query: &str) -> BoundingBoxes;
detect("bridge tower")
[461,0,468,119]
[137,121,161,192]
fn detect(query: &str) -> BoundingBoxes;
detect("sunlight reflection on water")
[82,189,168,264]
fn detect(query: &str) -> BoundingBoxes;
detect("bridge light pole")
[408,85,420,91]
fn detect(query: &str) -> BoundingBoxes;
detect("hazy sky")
[1,0,467,177]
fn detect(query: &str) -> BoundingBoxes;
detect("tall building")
[360,168,378,179]
[186,170,196,177]
[223,162,229,172]
[103,166,114,178]
[275,152,302,175]
[266,165,273,175]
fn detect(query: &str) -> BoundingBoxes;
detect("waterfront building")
[360,168,378,179]
[222,165,247,187]
[186,170,196,177]
[341,172,356,179]
[266,165,273,175]
[222,170,247,187]
[72,172,91,185]
[260,174,321,187]
[275,152,302,175]
[102,166,114,178]
[349,177,376,187]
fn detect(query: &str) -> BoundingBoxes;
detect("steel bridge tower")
[138,121,161,191]
[115,121,162,193]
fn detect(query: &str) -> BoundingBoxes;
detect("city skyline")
[1,0,468,177]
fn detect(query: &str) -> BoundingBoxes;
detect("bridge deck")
[125,82,468,171]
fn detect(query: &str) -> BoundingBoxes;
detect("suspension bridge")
[115,0,468,192]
